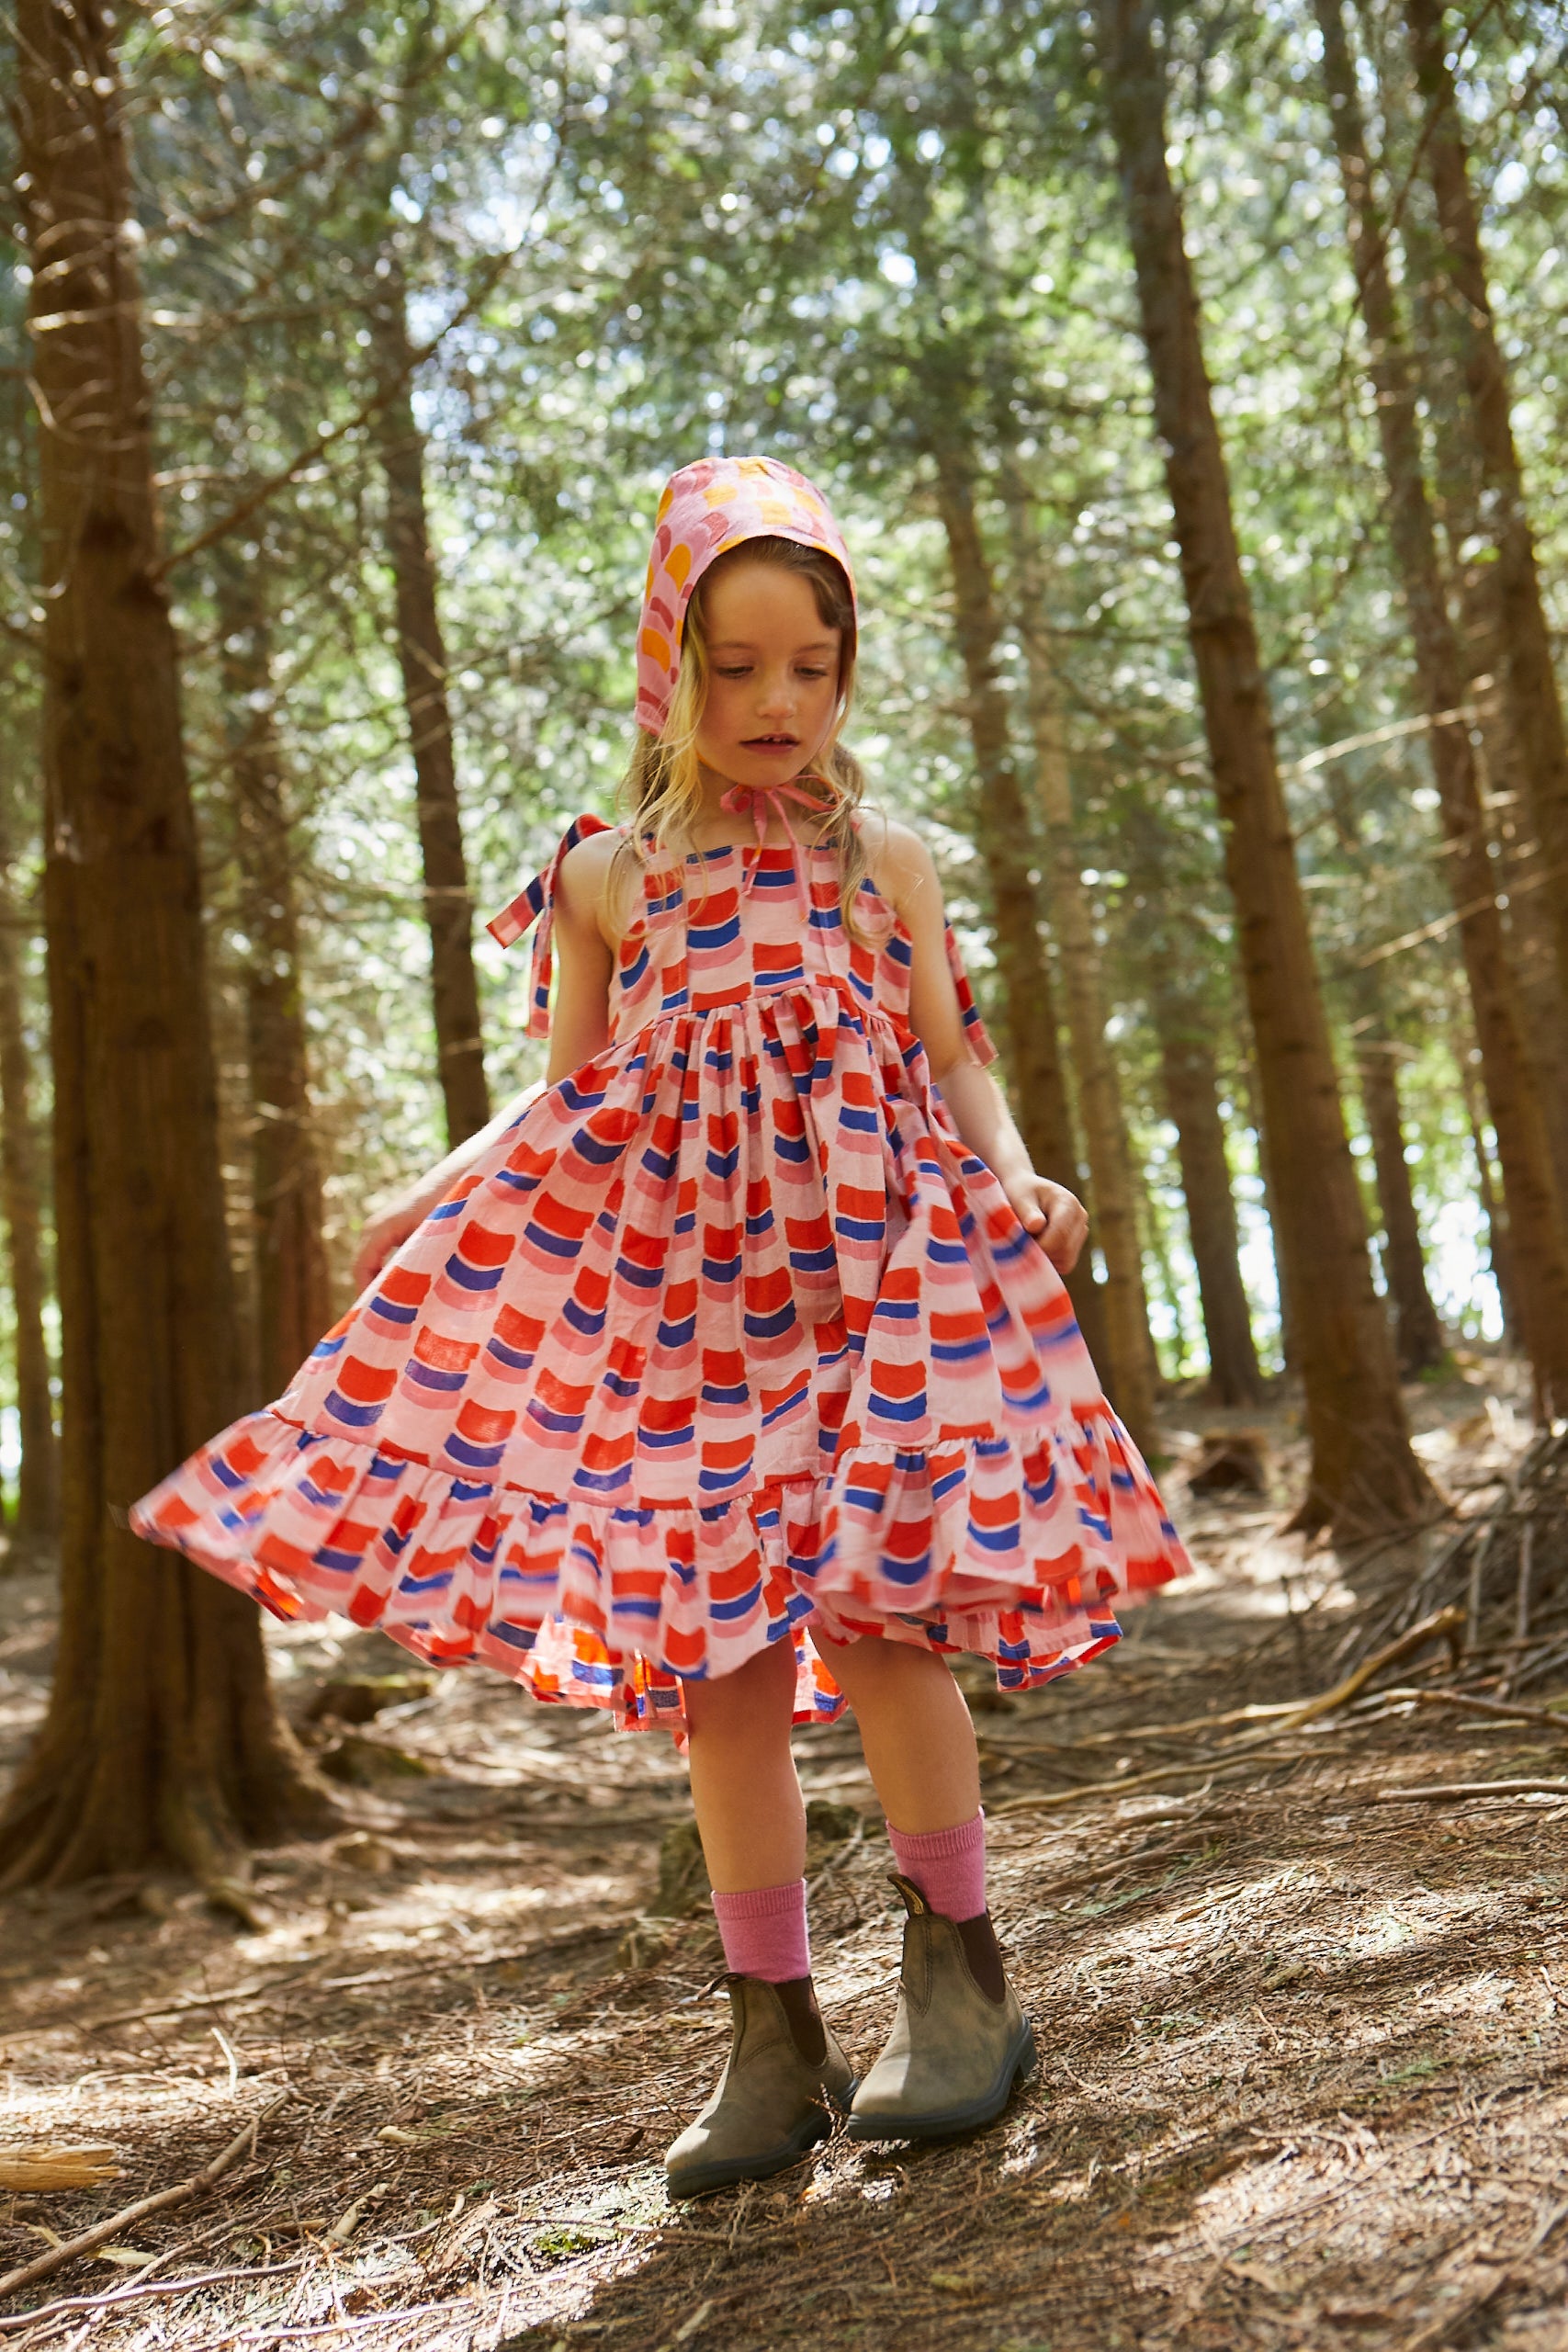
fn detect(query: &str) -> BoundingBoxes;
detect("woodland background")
[5,0,1568,1871]
[3,4,1568,2346]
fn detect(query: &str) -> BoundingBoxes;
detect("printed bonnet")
[635,455,857,736]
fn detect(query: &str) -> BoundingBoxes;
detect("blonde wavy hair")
[616,536,875,934]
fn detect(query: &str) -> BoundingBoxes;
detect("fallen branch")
[0,2256,306,2335]
[0,2093,290,2305]
[994,1608,1468,1796]
[990,1747,1275,1815]
[1268,1608,1465,1732]
[1364,1780,1568,1805]
[11,1922,625,2049]
[3,1963,327,2044]
[989,1610,1468,1816]
[1383,1687,1568,1736]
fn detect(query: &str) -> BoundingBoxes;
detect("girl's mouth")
[743,734,800,750]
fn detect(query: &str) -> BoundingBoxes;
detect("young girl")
[133,455,1189,2198]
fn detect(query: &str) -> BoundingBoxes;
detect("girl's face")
[692,560,843,794]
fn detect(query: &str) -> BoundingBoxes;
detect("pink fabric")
[712,1878,810,1982]
[636,455,856,735]
[130,820,1192,1738]
[888,1810,987,1923]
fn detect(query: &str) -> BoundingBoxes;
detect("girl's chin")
[701,747,818,787]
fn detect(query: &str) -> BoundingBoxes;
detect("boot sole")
[666,2084,858,2199]
[845,2018,1036,2143]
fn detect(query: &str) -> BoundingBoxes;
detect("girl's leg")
[811,1634,1002,1996]
[816,1635,1031,2143]
[684,1635,805,1890]
[807,1634,979,1832]
[684,1640,817,2007]
[666,1641,856,2195]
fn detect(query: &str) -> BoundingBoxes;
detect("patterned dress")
[132,817,1190,1730]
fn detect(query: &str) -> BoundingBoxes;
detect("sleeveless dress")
[131,816,1190,1731]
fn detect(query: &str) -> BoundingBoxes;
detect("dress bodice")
[485,815,995,1067]
[610,841,913,1044]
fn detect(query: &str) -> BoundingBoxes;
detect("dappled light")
[4,0,1568,2341]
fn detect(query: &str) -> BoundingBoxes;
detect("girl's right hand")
[352,1196,429,1295]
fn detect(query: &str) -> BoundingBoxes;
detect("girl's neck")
[688,763,836,850]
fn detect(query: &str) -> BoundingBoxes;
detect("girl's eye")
[716,665,752,679]
[796,666,829,680]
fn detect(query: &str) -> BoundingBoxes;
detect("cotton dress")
[131,816,1191,1731]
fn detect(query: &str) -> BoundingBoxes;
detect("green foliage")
[3,0,1564,1349]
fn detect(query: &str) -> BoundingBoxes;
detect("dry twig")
[0,2093,291,2305]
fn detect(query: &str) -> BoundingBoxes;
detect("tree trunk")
[1134,1157,1191,1385]
[1400,218,1568,1208]
[1001,482,1160,1453]
[1400,0,1568,1020]
[1094,0,1431,1535]
[929,441,1113,1383]
[1355,1035,1447,1376]
[1152,998,1267,1407]
[0,0,329,1888]
[1316,0,1568,1415]
[370,282,491,1148]
[1456,1041,1517,1348]
[215,552,333,1403]
[0,842,59,1555]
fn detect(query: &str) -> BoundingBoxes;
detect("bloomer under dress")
[131,813,1191,1730]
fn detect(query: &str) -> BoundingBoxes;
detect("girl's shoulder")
[855,810,942,928]
[554,824,632,947]
[555,824,625,889]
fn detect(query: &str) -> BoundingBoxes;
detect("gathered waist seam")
[612,980,909,1055]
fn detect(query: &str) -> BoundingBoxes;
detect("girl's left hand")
[1004,1174,1089,1273]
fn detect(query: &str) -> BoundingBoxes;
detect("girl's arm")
[352,836,619,1293]
[873,821,1089,1277]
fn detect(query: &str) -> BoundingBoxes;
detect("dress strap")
[942,922,998,1068]
[485,812,616,1039]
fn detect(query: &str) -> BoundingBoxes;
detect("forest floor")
[3,1353,1567,2352]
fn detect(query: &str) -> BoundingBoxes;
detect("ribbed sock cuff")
[711,1878,810,1983]
[887,1809,987,1923]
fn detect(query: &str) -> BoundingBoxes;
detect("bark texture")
[1356,1036,1447,1376]
[0,1,328,1886]
[1457,1043,1517,1347]
[371,282,491,1147]
[216,555,333,1403]
[1096,0,1431,1533]
[1152,996,1266,1408]
[0,845,59,1553]
[1401,0,1568,1019]
[1005,490,1160,1453]
[1317,0,1568,1413]
[1402,217,1568,1209]
[930,443,1112,1380]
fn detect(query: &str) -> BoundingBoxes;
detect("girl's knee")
[685,1637,796,1737]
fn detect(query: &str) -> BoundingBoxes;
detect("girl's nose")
[754,668,795,718]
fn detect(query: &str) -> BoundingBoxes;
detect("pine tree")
[0,0,329,1890]
[1092,0,1433,1532]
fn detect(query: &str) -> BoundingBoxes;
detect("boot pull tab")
[887,1871,931,1917]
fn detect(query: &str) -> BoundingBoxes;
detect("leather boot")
[846,1874,1035,2142]
[665,1975,856,2198]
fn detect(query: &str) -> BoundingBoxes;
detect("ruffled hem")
[130,1400,1186,1733]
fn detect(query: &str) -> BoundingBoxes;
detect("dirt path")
[3,1363,1566,2350]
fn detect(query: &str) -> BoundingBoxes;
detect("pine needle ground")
[3,1355,1565,2352]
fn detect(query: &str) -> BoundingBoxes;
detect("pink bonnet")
[635,455,856,736]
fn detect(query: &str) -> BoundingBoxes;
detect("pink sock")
[887,1811,987,1922]
[710,1879,810,1982]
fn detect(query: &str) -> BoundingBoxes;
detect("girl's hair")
[617,536,874,933]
